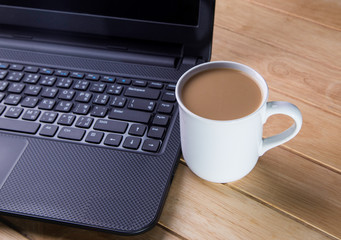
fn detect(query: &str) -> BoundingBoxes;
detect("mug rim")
[175,61,269,124]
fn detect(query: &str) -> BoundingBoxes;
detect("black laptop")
[0,0,215,235]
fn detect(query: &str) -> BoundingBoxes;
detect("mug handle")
[259,101,302,156]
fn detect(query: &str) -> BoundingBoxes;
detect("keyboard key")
[56,78,73,88]
[40,112,58,123]
[110,96,126,108]
[101,75,115,83]
[128,124,146,136]
[147,126,165,139]
[4,94,21,105]
[75,116,94,128]
[90,83,106,93]
[123,136,141,150]
[58,127,85,141]
[55,101,73,112]
[0,70,8,80]
[162,91,176,102]
[23,74,40,84]
[142,139,161,152]
[0,63,9,69]
[40,76,56,86]
[73,80,89,90]
[116,78,131,85]
[24,85,41,96]
[75,92,92,103]
[57,114,76,126]
[0,105,6,115]
[70,72,84,79]
[41,87,58,98]
[21,97,39,108]
[22,109,41,121]
[124,86,160,100]
[157,102,174,114]
[5,107,23,118]
[8,83,25,94]
[106,84,123,95]
[0,82,8,91]
[55,70,69,77]
[86,73,100,81]
[93,119,128,133]
[152,114,170,126]
[39,124,58,137]
[132,80,147,87]
[9,64,24,71]
[128,99,156,112]
[73,103,91,115]
[40,68,54,75]
[166,84,176,91]
[38,99,56,110]
[0,92,5,102]
[7,72,24,82]
[85,131,104,143]
[58,89,75,100]
[149,82,163,89]
[109,108,151,124]
[93,94,109,105]
[90,106,107,117]
[24,66,39,73]
[104,134,122,147]
[0,118,40,134]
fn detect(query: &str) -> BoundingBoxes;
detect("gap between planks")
[157,222,189,240]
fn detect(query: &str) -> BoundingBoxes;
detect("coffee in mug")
[176,61,302,183]
[181,68,263,120]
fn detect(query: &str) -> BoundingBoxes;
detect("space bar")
[0,118,41,134]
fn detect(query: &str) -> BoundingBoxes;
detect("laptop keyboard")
[0,62,177,154]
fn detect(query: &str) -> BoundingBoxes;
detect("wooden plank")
[214,0,341,70]
[0,221,28,240]
[2,216,181,240]
[230,147,341,238]
[159,164,331,240]
[211,26,341,116]
[211,26,341,171]
[265,89,341,172]
[251,0,341,31]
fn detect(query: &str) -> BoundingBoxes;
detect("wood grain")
[159,164,331,240]
[0,221,28,240]
[215,0,341,70]
[1,216,180,240]
[230,147,341,238]
[266,89,341,172]
[212,25,341,171]
[251,0,341,31]
[211,26,341,116]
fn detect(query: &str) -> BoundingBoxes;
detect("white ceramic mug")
[175,61,302,183]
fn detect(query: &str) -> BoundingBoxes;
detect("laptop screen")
[0,0,200,26]
[0,0,214,61]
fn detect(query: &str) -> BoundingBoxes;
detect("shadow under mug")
[175,61,302,183]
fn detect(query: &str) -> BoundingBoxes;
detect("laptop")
[0,0,215,235]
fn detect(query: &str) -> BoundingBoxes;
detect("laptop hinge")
[0,32,180,68]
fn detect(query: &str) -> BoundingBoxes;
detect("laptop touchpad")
[0,135,28,189]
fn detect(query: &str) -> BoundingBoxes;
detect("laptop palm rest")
[0,135,28,189]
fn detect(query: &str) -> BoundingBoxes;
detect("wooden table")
[1,0,340,239]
